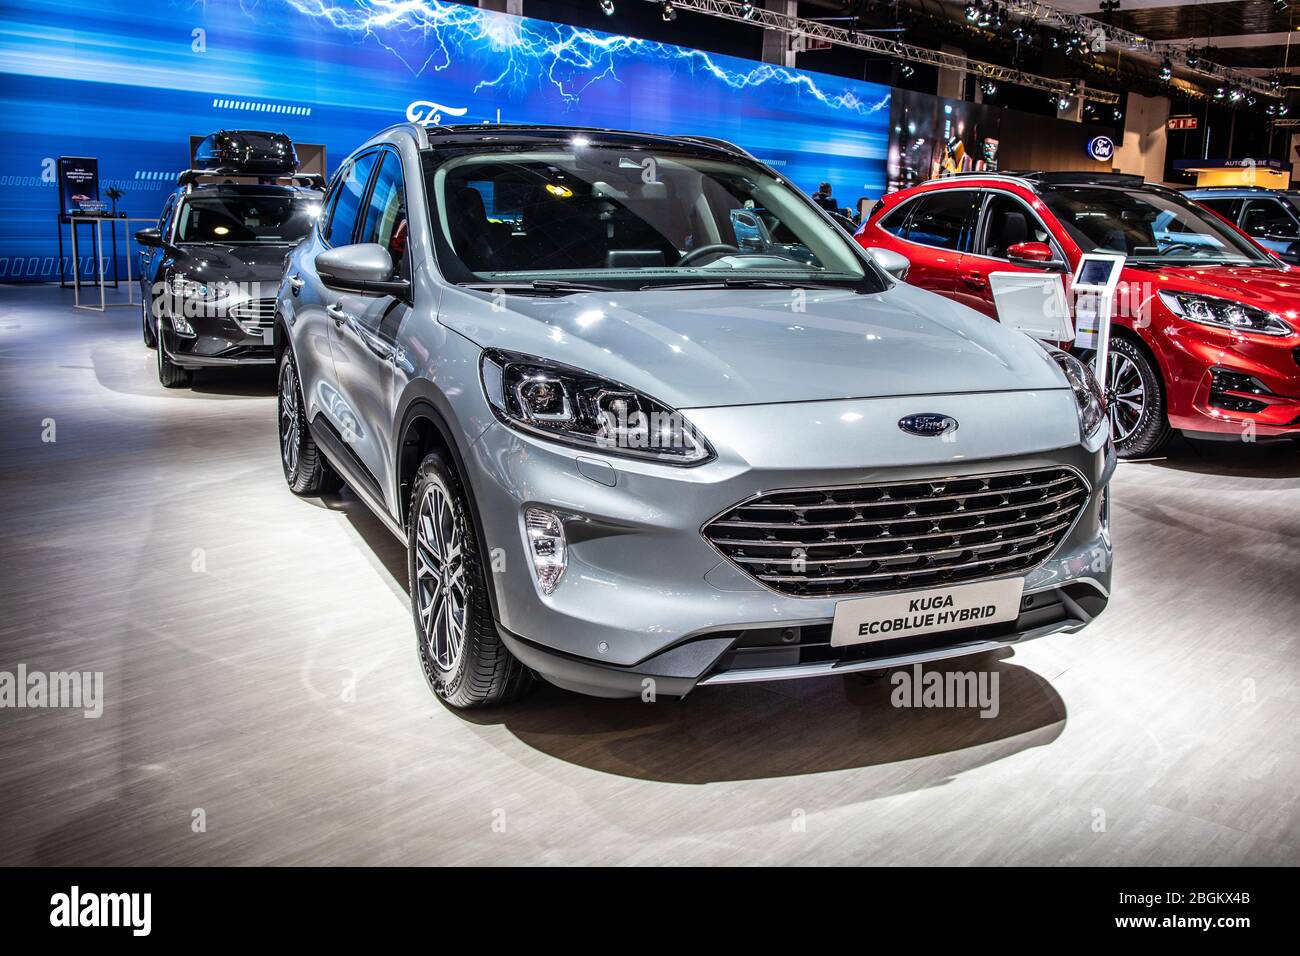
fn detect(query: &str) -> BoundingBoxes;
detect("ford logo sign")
[898,413,959,437]
[1087,135,1114,162]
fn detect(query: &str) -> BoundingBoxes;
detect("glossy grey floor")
[2,283,1298,866]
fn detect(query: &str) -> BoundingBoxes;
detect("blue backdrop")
[0,0,891,281]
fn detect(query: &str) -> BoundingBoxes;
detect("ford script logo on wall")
[898,413,959,437]
[406,100,470,127]
[1087,135,1114,162]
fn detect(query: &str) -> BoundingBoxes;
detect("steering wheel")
[1158,242,1200,257]
[677,243,741,267]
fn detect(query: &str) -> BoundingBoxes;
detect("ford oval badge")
[898,413,959,437]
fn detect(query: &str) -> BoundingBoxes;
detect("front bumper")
[467,389,1114,698]
[159,298,276,368]
[1157,319,1300,437]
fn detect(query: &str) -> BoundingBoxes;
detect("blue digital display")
[0,0,891,281]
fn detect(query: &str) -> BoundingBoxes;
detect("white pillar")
[1111,92,1171,183]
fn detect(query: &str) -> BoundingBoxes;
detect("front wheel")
[142,297,156,348]
[409,452,532,709]
[277,348,342,495]
[1106,336,1173,458]
[156,327,192,388]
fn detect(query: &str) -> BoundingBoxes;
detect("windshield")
[1038,185,1271,266]
[175,194,319,245]
[426,148,878,289]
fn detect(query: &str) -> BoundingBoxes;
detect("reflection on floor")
[1,284,1297,865]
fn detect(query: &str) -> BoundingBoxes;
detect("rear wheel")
[156,326,192,388]
[277,348,342,495]
[409,452,532,709]
[1107,335,1172,458]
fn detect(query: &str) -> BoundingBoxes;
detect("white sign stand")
[989,271,1073,342]
[1069,253,1126,384]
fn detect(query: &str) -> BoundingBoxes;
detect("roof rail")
[927,171,1037,188]
[369,122,431,149]
[177,169,324,191]
[1021,171,1147,186]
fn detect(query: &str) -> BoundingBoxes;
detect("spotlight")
[599,0,614,14]
[1247,94,1258,106]
[1159,59,1172,82]
[1112,107,1123,121]
[1229,87,1245,102]
[740,0,755,17]
[660,1,675,21]
[1185,47,1199,69]
[900,63,915,77]
[982,80,998,96]
[965,4,979,22]
[1055,93,1073,110]
[1274,0,1288,12]
[1214,86,1227,99]
[1271,102,1290,117]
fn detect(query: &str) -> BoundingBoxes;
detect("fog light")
[169,312,196,336]
[525,508,567,594]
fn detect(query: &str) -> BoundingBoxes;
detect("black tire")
[409,451,532,709]
[142,297,156,348]
[277,348,342,496]
[1107,335,1173,459]
[156,327,193,388]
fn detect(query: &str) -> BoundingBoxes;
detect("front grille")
[702,467,1089,597]
[230,298,277,337]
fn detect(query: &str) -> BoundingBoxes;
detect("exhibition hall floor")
[1,283,1297,866]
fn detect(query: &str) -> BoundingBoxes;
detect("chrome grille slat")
[706,501,1082,549]
[231,298,277,337]
[711,486,1085,530]
[702,467,1088,597]
[729,520,1073,566]
[738,474,1077,511]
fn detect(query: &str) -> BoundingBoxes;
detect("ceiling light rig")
[599,0,615,15]
[640,0,1121,105]
[660,1,676,21]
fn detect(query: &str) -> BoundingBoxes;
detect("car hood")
[440,281,1068,409]
[1146,264,1300,315]
[170,242,294,283]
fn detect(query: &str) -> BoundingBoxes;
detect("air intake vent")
[231,298,277,337]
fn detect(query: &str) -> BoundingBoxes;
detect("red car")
[855,171,1300,458]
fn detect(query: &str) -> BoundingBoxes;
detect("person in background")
[812,182,838,212]
[854,197,873,225]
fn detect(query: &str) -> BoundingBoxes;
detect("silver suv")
[275,123,1114,708]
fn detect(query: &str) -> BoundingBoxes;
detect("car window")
[898,191,977,251]
[980,193,1053,259]
[1240,199,1299,238]
[878,202,912,238]
[324,152,378,248]
[1195,197,1241,224]
[1038,185,1269,265]
[174,194,319,244]
[360,150,409,277]
[427,149,879,289]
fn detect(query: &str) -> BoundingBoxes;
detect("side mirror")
[866,246,910,280]
[1008,241,1067,272]
[134,228,162,248]
[316,243,410,301]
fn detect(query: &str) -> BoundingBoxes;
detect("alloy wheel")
[1106,351,1146,443]
[279,359,300,475]
[414,478,468,673]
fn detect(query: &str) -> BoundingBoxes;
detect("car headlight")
[480,350,714,465]
[1041,345,1106,437]
[167,274,230,301]
[1159,291,1293,336]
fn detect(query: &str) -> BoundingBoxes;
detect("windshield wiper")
[640,277,863,292]
[459,279,614,295]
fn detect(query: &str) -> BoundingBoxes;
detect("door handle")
[326,302,349,327]
[961,271,987,290]
[288,274,304,296]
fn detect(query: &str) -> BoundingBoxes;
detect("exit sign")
[1168,115,1198,130]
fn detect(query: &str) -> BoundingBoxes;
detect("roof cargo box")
[194,130,299,175]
